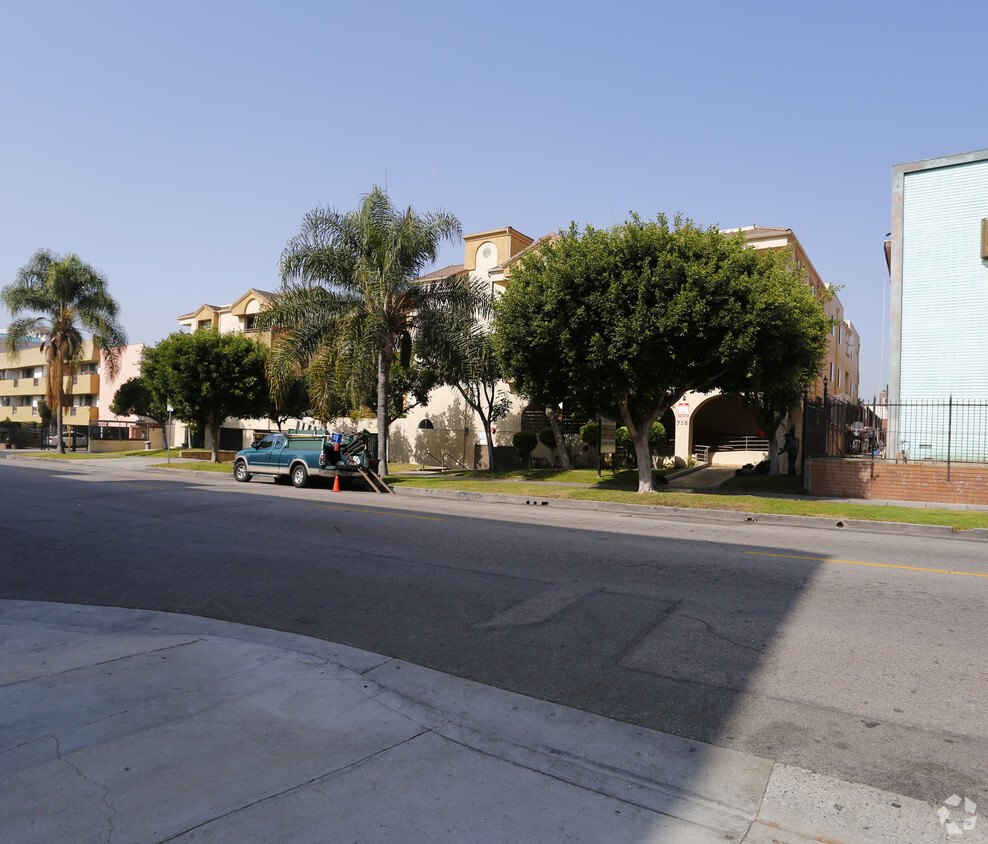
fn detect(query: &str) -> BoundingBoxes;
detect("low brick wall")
[806,458,988,505]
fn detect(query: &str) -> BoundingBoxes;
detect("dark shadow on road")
[0,459,984,812]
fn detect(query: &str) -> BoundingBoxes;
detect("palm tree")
[2,249,127,453]
[263,187,461,473]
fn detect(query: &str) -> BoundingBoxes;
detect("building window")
[244,315,256,333]
[198,319,212,331]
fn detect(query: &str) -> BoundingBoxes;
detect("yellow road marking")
[315,504,441,521]
[746,551,988,579]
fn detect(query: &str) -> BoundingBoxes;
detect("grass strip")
[386,475,988,531]
[129,462,988,531]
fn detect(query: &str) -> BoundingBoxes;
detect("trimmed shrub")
[512,430,538,462]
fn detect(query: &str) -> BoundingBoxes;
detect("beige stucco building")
[175,223,859,468]
[177,288,276,339]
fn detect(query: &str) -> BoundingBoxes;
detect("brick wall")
[806,459,988,505]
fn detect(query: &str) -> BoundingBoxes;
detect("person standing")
[783,429,799,475]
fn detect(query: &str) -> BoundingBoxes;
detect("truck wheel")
[290,464,308,488]
[234,461,252,482]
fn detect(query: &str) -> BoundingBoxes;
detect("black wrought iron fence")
[803,395,988,475]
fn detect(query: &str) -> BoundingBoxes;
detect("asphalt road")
[1,456,985,810]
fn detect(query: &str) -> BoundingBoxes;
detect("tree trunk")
[483,424,497,471]
[546,407,571,470]
[762,417,785,477]
[209,420,221,463]
[377,353,389,475]
[52,366,65,454]
[54,409,65,454]
[621,404,659,493]
[632,428,653,492]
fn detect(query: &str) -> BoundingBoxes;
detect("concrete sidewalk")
[0,601,963,843]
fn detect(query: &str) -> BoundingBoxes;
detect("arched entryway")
[677,392,768,466]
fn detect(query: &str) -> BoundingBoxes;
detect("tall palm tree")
[263,187,461,473]
[2,249,127,453]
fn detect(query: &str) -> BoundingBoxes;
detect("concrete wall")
[806,458,988,505]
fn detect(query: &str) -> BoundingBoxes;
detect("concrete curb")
[391,486,984,540]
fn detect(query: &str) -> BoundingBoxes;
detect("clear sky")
[2,0,986,400]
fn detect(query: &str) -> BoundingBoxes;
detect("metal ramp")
[357,468,395,494]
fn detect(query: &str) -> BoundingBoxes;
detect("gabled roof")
[177,303,222,321]
[416,264,466,283]
[230,288,275,316]
[492,232,560,273]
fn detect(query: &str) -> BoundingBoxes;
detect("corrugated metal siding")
[901,160,988,400]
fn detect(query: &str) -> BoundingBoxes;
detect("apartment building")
[725,226,860,403]
[177,289,275,337]
[0,340,148,446]
[0,341,100,425]
[887,148,988,463]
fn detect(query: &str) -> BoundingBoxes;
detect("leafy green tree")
[388,358,440,421]
[496,215,800,492]
[2,249,126,453]
[140,330,269,462]
[260,186,460,473]
[110,376,170,442]
[262,369,312,432]
[414,276,510,470]
[37,399,53,429]
[726,247,831,475]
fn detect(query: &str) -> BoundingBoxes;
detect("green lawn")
[384,468,988,531]
[152,460,233,473]
[27,448,172,459]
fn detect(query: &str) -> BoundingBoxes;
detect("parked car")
[45,431,89,449]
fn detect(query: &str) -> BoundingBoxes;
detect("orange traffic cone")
[332,474,340,492]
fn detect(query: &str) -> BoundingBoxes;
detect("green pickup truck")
[233,431,385,490]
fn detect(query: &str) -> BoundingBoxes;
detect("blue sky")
[2,0,986,400]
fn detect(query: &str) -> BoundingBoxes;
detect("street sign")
[599,417,617,454]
